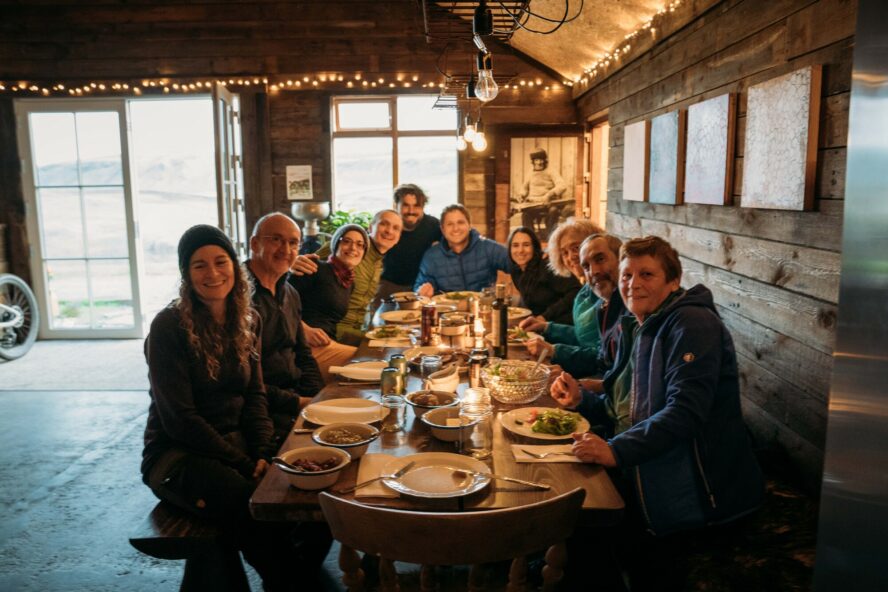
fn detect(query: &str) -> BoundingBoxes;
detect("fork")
[520,448,575,459]
[335,460,416,494]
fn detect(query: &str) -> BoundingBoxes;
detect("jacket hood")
[441,228,481,256]
[642,284,717,331]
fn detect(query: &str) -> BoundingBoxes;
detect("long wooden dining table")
[250,312,624,527]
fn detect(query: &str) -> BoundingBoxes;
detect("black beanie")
[177,224,238,275]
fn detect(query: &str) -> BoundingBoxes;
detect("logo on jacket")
[682,352,695,363]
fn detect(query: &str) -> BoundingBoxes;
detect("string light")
[579,1,683,85]
[0,73,568,97]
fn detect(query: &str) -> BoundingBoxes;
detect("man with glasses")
[291,209,403,345]
[246,212,323,444]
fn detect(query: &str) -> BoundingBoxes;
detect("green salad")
[527,409,581,436]
[445,291,473,300]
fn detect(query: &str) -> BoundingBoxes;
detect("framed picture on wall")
[509,136,578,241]
[741,65,822,211]
[648,110,687,206]
[623,120,651,202]
[286,165,313,201]
[685,93,737,206]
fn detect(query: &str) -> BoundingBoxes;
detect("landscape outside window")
[332,95,457,219]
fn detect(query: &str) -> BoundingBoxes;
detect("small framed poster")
[286,165,313,201]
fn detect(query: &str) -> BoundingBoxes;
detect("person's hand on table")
[571,432,617,467]
[416,283,434,298]
[302,322,331,347]
[546,364,564,384]
[579,378,604,393]
[290,253,319,276]
[525,336,554,359]
[253,459,269,480]
[551,371,581,409]
[520,314,547,332]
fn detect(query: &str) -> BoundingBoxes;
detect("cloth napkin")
[511,444,582,463]
[328,362,386,381]
[354,453,400,499]
[369,338,413,348]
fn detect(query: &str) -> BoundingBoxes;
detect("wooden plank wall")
[576,0,856,488]
[0,1,576,272]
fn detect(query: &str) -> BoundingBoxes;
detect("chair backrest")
[318,488,586,566]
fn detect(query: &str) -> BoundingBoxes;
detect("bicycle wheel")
[0,273,40,360]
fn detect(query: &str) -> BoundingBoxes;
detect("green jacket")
[315,240,384,345]
[542,284,602,376]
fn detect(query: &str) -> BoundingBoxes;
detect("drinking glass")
[381,395,407,432]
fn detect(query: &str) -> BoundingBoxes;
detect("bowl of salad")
[481,360,550,404]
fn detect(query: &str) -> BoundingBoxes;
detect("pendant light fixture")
[475,51,499,102]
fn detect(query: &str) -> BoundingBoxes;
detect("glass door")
[213,83,246,258]
[16,100,143,338]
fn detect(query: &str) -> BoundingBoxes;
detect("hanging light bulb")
[475,52,499,103]
[471,118,487,152]
[457,136,468,151]
[462,114,477,142]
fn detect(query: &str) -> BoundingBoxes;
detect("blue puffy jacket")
[413,229,510,292]
[607,285,765,536]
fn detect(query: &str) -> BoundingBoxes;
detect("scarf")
[328,255,355,289]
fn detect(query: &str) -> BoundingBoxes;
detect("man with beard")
[291,209,403,346]
[376,184,442,300]
[524,233,625,380]
[245,212,323,444]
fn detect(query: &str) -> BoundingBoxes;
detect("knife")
[335,460,417,494]
[450,467,551,490]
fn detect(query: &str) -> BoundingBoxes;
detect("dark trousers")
[148,442,332,591]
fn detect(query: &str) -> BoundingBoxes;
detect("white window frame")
[331,95,458,209]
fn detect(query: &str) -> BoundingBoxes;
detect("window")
[332,96,458,218]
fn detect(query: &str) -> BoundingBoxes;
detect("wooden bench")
[129,501,250,592]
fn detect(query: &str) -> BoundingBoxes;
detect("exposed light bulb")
[475,52,499,102]
[463,122,477,142]
[476,70,498,102]
[472,132,488,151]
[457,136,468,151]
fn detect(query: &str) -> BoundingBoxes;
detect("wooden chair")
[319,488,586,592]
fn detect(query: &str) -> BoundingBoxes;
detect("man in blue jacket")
[414,204,509,296]
[551,235,764,590]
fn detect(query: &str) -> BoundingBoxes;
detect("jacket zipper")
[628,334,657,531]
[693,438,717,509]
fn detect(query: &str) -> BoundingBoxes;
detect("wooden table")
[250,339,624,526]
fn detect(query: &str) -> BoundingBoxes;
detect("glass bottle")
[420,303,437,346]
[459,387,493,460]
[468,347,489,389]
[490,284,508,358]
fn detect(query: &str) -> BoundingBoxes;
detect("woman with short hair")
[545,217,603,283]
[507,226,580,325]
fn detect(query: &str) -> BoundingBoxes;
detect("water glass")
[381,395,407,432]
[420,354,443,379]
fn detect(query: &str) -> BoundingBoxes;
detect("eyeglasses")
[260,235,301,250]
[338,237,366,251]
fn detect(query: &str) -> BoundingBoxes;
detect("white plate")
[499,407,591,441]
[365,326,413,340]
[506,329,540,344]
[330,360,388,381]
[485,331,540,344]
[379,310,422,324]
[508,307,532,321]
[301,399,386,426]
[432,291,482,304]
[381,453,491,498]
[391,291,428,303]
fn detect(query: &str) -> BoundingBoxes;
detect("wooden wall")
[0,1,576,276]
[576,0,856,488]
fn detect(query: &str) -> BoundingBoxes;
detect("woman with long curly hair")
[140,224,329,590]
